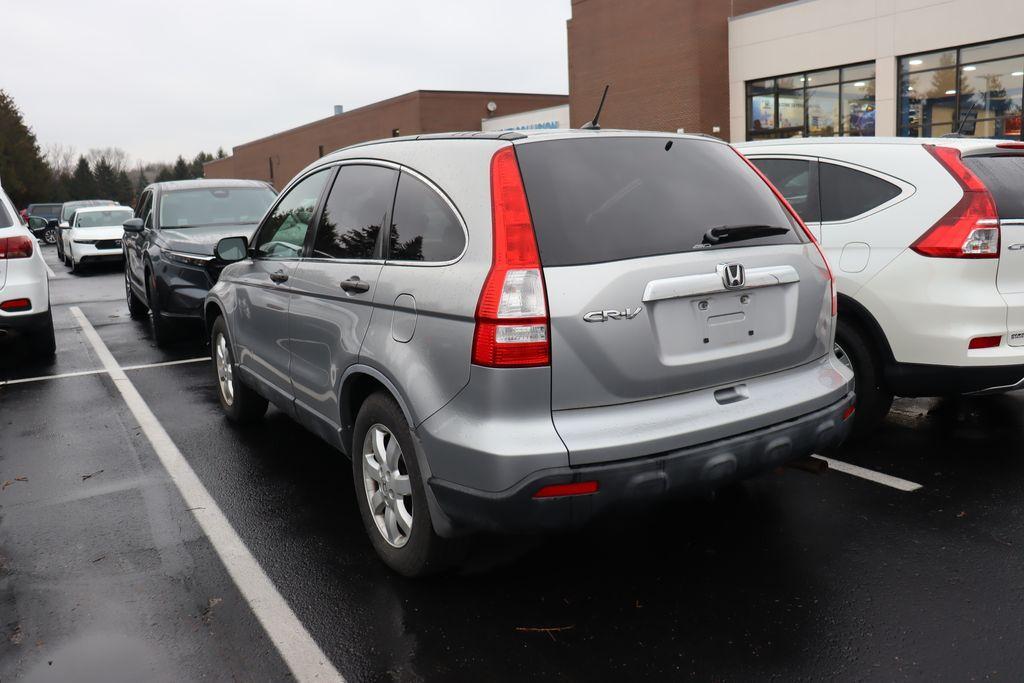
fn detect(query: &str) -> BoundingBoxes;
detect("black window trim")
[384,165,469,267]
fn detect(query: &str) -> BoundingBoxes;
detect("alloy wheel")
[361,424,413,548]
[214,332,235,406]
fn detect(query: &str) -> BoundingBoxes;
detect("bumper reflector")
[969,335,1001,350]
[842,405,856,421]
[0,298,31,312]
[533,481,599,499]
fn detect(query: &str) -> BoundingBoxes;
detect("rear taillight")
[0,235,34,259]
[732,147,837,316]
[472,146,550,367]
[996,142,1024,150]
[912,145,999,259]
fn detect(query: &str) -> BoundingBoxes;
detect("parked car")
[60,205,134,272]
[123,179,277,345]
[739,137,1024,437]
[26,215,56,244]
[55,199,116,262]
[205,130,855,576]
[0,186,55,357]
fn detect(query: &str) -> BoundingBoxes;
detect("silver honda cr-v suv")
[205,129,855,576]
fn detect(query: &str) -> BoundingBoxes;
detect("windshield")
[159,187,276,228]
[76,209,134,228]
[62,200,115,222]
[515,137,803,267]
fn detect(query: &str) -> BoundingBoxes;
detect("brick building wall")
[205,91,567,189]
[567,0,790,139]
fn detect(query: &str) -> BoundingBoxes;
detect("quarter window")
[389,172,464,262]
[312,165,398,260]
[254,169,330,258]
[819,163,901,222]
[750,158,820,223]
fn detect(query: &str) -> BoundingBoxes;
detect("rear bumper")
[0,309,52,336]
[428,391,855,534]
[886,361,1024,396]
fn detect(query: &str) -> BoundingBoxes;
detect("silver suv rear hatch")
[514,135,833,412]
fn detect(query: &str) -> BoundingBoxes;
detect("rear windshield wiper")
[701,224,790,246]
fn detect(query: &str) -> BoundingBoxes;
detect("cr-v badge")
[583,307,643,323]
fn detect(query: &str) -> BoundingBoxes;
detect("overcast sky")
[5,0,571,165]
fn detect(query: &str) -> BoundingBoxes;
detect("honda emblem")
[717,263,746,290]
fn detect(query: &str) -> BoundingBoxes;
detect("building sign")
[481,104,571,132]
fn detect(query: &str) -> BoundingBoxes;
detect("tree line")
[0,89,226,211]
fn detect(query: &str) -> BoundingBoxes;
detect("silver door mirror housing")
[215,236,248,262]
[122,218,144,233]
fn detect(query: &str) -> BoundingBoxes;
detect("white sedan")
[62,205,133,272]
[0,184,54,357]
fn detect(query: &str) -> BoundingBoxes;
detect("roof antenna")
[581,85,610,130]
[943,100,978,138]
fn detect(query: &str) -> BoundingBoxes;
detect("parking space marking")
[69,307,343,683]
[1,357,211,386]
[812,454,923,492]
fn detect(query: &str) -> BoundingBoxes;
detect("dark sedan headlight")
[164,250,214,268]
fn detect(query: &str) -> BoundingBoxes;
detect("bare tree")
[44,143,77,175]
[86,147,131,173]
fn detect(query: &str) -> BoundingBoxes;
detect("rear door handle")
[269,269,289,284]
[340,276,370,293]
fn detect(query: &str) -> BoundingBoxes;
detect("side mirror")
[59,221,69,229]
[215,236,249,262]
[123,218,144,233]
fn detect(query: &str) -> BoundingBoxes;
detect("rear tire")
[352,392,459,577]
[210,316,267,423]
[835,318,893,440]
[30,309,57,359]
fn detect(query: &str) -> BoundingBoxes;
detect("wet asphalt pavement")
[3,245,1024,681]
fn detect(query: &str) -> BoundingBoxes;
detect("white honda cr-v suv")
[739,137,1024,437]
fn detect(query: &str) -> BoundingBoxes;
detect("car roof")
[148,178,273,192]
[736,136,1018,155]
[74,204,131,214]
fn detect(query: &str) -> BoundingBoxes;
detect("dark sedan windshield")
[159,187,276,228]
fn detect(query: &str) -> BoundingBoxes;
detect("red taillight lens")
[533,481,599,499]
[732,147,837,316]
[0,235,34,259]
[842,404,856,421]
[912,145,999,259]
[996,142,1024,150]
[472,146,550,367]
[969,335,1001,350]
[0,298,31,312]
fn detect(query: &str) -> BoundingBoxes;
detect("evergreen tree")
[0,90,52,208]
[93,156,117,199]
[216,147,227,159]
[69,156,97,199]
[115,170,134,205]
[156,166,174,182]
[172,155,190,180]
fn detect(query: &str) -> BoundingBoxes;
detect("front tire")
[353,392,458,577]
[210,316,267,423]
[125,266,148,319]
[835,318,893,439]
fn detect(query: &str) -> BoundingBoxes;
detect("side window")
[389,172,465,262]
[312,164,398,260]
[819,162,901,222]
[254,169,331,258]
[136,191,153,228]
[750,158,820,223]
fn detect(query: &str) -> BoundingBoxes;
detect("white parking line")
[812,454,923,492]
[69,307,343,683]
[0,357,211,386]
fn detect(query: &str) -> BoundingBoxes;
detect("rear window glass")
[0,198,12,228]
[963,155,1024,219]
[29,204,61,220]
[819,163,901,222]
[514,137,803,267]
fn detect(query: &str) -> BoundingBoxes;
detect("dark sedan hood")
[159,224,258,256]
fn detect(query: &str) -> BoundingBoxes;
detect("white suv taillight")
[0,235,34,259]
[472,147,550,367]
[912,145,1000,258]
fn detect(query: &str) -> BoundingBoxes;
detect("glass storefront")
[899,35,1024,139]
[745,63,875,140]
